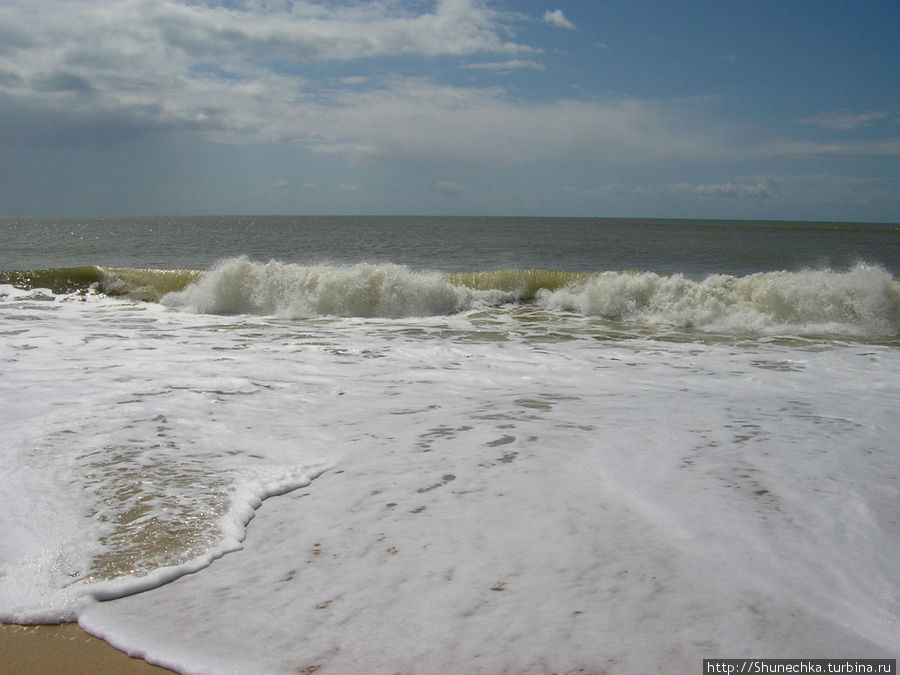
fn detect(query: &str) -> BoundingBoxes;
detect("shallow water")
[1,216,898,673]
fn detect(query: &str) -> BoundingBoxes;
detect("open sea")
[1,216,899,673]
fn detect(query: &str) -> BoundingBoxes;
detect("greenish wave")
[0,266,202,301]
[98,268,203,301]
[447,269,590,299]
[0,266,106,294]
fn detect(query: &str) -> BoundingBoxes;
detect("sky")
[0,0,898,221]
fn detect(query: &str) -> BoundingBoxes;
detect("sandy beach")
[0,623,173,674]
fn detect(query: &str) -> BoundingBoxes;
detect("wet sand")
[0,623,175,674]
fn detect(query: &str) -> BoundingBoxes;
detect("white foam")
[2,283,898,672]
[537,263,900,335]
[161,258,470,318]
[0,292,328,622]
[77,322,900,673]
[158,259,900,336]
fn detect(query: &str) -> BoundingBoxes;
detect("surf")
[537,263,900,336]
[159,259,899,336]
[4,259,898,336]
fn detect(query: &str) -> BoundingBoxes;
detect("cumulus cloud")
[0,0,533,146]
[543,9,575,30]
[4,0,882,173]
[801,110,888,130]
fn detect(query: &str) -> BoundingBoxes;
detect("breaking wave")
[536,264,899,335]
[3,258,897,335]
[161,259,471,318]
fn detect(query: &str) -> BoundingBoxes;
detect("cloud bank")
[0,0,722,165]
[2,0,895,167]
[0,0,896,220]
[0,0,530,144]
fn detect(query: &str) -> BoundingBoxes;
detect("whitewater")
[1,216,898,673]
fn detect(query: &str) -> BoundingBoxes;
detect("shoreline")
[0,623,175,674]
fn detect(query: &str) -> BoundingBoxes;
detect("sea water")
[1,217,898,673]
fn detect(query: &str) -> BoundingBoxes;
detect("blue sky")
[1,0,897,220]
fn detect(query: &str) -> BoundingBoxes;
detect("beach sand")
[0,623,174,674]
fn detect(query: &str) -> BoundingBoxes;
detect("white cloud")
[801,110,888,130]
[2,0,893,187]
[730,173,900,214]
[437,180,464,195]
[755,137,900,158]
[296,78,725,165]
[543,9,575,30]
[563,174,900,218]
[563,183,625,199]
[689,181,780,200]
[623,181,781,202]
[461,59,546,72]
[0,0,536,146]
[141,0,532,61]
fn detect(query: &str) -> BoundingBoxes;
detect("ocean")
[1,216,898,673]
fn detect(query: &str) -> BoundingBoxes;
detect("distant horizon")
[3,212,898,227]
[2,1,898,221]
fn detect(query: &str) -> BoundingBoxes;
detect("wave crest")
[538,264,900,335]
[162,259,468,318]
[136,259,900,334]
[6,259,896,335]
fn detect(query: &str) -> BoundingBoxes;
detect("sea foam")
[161,258,469,318]
[537,263,900,335]
[2,267,899,672]
[161,259,899,336]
